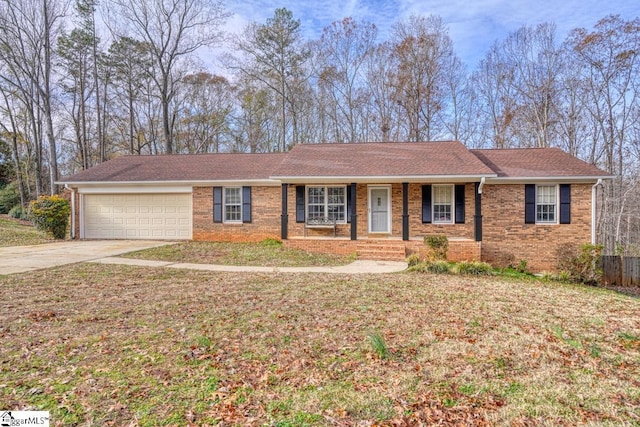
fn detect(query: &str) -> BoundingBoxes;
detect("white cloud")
[222,0,640,66]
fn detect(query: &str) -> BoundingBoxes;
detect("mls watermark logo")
[0,411,49,426]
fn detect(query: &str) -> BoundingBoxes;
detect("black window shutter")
[295,186,305,223]
[346,185,352,223]
[559,184,571,224]
[525,184,536,224]
[455,185,465,224]
[242,186,251,223]
[422,185,432,223]
[213,187,222,223]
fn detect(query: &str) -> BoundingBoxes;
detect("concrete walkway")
[0,240,173,275]
[89,257,408,274]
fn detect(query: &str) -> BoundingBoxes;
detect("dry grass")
[1,264,639,426]
[122,240,355,267]
[0,215,54,247]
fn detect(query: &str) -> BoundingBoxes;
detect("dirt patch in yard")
[1,265,639,426]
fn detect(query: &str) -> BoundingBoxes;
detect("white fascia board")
[271,174,497,184]
[77,185,193,194]
[60,179,281,190]
[484,175,615,185]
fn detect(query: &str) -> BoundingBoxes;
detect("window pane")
[434,186,452,204]
[305,186,346,222]
[224,187,241,222]
[327,187,345,221]
[433,186,453,223]
[307,187,325,220]
[536,185,556,223]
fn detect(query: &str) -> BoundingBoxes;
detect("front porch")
[284,236,482,262]
[279,181,483,262]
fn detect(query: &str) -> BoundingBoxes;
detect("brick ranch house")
[58,141,612,271]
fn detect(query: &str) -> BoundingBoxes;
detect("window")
[306,186,346,222]
[224,187,242,222]
[536,185,557,223]
[433,185,453,223]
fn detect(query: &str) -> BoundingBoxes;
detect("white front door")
[369,186,391,233]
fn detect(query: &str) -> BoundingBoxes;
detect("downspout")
[478,176,486,194]
[64,184,75,239]
[591,179,602,245]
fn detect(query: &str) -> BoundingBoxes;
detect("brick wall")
[283,239,358,256]
[405,239,482,262]
[408,183,475,239]
[192,186,281,242]
[481,183,592,272]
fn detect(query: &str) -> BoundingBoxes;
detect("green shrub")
[557,270,572,282]
[260,237,283,247]
[516,259,529,274]
[0,182,20,214]
[454,260,494,275]
[556,243,603,285]
[424,260,451,274]
[8,204,28,220]
[406,253,421,267]
[424,235,448,260]
[29,195,70,239]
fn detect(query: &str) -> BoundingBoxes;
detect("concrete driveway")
[0,240,172,275]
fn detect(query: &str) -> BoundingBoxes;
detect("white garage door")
[83,194,192,239]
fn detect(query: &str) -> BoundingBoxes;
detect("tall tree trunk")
[43,0,58,194]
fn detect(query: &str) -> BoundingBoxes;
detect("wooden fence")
[601,256,640,286]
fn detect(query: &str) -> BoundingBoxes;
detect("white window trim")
[535,184,559,225]
[432,184,454,224]
[223,186,242,223]
[305,185,347,224]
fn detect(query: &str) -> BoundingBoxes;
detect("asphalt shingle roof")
[59,152,288,183]
[59,142,611,183]
[471,148,609,178]
[271,141,495,178]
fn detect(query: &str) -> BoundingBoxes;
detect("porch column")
[281,183,288,240]
[402,182,409,241]
[350,182,357,240]
[474,182,483,241]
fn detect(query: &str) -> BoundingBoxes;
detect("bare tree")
[391,15,455,141]
[177,72,235,153]
[501,23,562,148]
[313,17,377,143]
[0,0,66,194]
[108,0,229,154]
[472,43,520,148]
[566,15,640,253]
[366,42,401,141]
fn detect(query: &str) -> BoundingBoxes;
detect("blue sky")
[222,0,639,67]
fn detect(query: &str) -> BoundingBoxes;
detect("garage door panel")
[83,193,192,240]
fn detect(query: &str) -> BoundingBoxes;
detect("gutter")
[591,179,603,244]
[64,184,75,239]
[478,177,486,194]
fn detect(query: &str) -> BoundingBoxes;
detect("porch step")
[356,241,407,261]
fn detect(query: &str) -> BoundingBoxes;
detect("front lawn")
[0,215,54,247]
[1,265,639,426]
[122,240,355,267]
